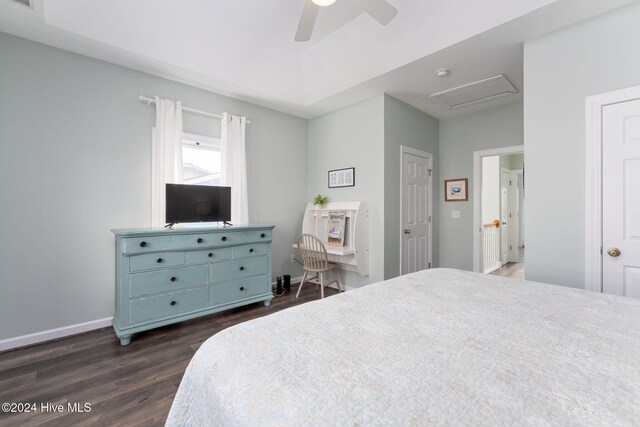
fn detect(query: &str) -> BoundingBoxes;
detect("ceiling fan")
[295,0,398,42]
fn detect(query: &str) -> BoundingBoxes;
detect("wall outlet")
[452,210,460,219]
[290,254,296,263]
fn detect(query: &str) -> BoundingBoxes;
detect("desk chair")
[296,234,343,298]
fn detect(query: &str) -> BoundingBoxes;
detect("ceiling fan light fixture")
[312,0,336,6]
[295,0,396,42]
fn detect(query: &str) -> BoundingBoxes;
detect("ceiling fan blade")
[355,0,397,25]
[295,0,319,42]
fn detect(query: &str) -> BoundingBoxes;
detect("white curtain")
[220,113,249,224]
[151,97,183,227]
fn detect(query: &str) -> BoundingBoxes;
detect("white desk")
[295,202,369,276]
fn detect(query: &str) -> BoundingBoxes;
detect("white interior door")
[500,170,510,264]
[511,173,520,261]
[500,168,518,264]
[517,171,525,248]
[602,98,640,297]
[401,149,431,274]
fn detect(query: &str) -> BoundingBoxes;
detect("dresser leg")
[263,299,272,307]
[119,335,132,346]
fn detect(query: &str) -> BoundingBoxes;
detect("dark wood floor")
[0,283,337,426]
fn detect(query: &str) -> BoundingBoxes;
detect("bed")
[166,268,640,426]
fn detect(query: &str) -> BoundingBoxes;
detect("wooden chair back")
[297,234,329,272]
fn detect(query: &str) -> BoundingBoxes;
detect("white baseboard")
[328,283,355,292]
[0,317,113,353]
[484,262,503,274]
[3,275,355,353]
[271,275,304,287]
[273,275,354,292]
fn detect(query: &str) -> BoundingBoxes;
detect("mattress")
[166,268,640,426]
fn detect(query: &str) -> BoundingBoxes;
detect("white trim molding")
[399,146,433,275]
[272,275,304,289]
[585,85,640,293]
[275,275,355,292]
[472,145,524,273]
[0,317,113,353]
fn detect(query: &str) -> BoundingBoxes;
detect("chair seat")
[304,262,337,273]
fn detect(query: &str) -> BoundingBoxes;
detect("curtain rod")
[138,95,251,124]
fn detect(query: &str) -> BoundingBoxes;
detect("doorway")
[472,145,525,277]
[586,86,640,297]
[400,146,433,275]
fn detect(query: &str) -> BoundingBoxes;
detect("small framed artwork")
[328,167,355,188]
[444,178,468,202]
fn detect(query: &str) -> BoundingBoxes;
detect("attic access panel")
[429,74,518,110]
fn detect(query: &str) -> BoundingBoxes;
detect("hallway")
[490,247,525,279]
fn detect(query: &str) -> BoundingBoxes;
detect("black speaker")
[283,274,291,293]
[276,276,283,294]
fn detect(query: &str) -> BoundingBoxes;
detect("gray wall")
[383,95,439,278]
[524,2,640,288]
[439,102,523,270]
[307,95,385,287]
[0,33,307,340]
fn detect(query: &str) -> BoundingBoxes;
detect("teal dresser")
[111,225,274,345]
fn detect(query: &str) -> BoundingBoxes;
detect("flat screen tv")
[166,184,231,225]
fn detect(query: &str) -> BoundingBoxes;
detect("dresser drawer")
[122,234,205,255]
[130,265,208,298]
[241,229,272,243]
[232,243,269,259]
[121,229,272,255]
[130,287,209,325]
[206,230,272,247]
[211,257,268,283]
[211,276,269,307]
[186,247,232,264]
[130,251,185,272]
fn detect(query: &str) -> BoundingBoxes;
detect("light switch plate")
[452,210,460,219]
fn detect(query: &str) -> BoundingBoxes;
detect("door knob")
[404,229,411,234]
[607,247,621,257]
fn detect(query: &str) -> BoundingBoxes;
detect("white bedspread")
[166,268,640,426]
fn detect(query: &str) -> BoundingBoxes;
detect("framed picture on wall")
[328,167,355,188]
[444,178,468,202]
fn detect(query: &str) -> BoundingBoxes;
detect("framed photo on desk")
[327,211,346,246]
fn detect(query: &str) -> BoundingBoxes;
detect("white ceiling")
[0,0,636,119]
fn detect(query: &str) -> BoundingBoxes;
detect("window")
[182,133,222,186]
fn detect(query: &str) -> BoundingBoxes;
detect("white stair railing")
[483,224,501,273]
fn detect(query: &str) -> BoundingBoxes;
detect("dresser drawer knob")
[249,248,254,253]
[157,258,163,263]
[170,277,177,282]
[261,233,266,238]
[170,300,176,306]
[208,252,214,258]
[240,266,245,271]
[140,241,148,247]
[240,286,245,291]
[197,238,204,243]
[221,236,227,241]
